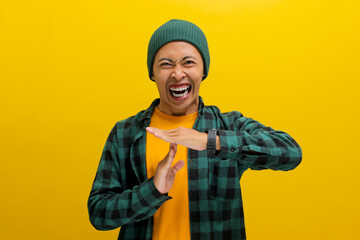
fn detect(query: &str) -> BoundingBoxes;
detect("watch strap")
[207,129,217,158]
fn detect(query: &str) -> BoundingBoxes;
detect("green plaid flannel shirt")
[88,97,302,240]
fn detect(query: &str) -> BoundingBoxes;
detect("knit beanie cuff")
[147,19,210,81]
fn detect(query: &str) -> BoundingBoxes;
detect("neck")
[156,102,199,116]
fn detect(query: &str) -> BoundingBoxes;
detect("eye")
[184,60,195,66]
[160,62,172,68]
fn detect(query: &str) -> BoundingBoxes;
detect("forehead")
[155,41,202,60]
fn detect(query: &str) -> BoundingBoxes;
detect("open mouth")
[169,84,191,98]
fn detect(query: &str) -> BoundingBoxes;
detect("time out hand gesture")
[154,143,185,194]
[146,127,208,151]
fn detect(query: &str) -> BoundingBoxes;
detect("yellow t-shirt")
[146,107,198,240]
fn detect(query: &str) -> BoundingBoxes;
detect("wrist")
[200,132,208,151]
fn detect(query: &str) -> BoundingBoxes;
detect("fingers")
[168,142,177,158]
[146,127,165,141]
[146,127,177,143]
[146,127,167,136]
[171,160,185,175]
[147,127,177,133]
[168,144,184,175]
[145,127,157,135]
[166,143,177,167]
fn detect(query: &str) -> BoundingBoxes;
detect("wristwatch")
[207,129,217,158]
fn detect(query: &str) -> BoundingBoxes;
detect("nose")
[171,63,186,81]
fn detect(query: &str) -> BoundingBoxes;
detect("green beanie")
[147,19,210,81]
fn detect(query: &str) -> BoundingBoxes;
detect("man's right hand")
[153,143,185,194]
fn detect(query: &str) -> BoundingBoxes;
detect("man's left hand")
[146,127,208,151]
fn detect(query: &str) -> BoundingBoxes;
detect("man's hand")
[146,127,208,151]
[154,143,185,194]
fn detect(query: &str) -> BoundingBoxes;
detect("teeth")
[169,84,191,98]
[170,85,190,91]
[172,89,189,97]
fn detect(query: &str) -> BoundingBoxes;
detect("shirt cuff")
[216,129,241,159]
[138,177,172,209]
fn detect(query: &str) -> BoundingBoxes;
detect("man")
[88,19,302,240]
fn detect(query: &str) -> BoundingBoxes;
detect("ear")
[150,71,155,80]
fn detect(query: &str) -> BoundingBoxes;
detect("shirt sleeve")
[87,124,171,230]
[216,112,302,171]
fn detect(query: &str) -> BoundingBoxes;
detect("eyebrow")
[158,56,195,63]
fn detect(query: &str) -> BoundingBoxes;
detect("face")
[152,41,204,116]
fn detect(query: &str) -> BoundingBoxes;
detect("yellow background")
[1,0,359,239]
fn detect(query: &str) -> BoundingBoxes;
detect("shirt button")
[230,148,235,152]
